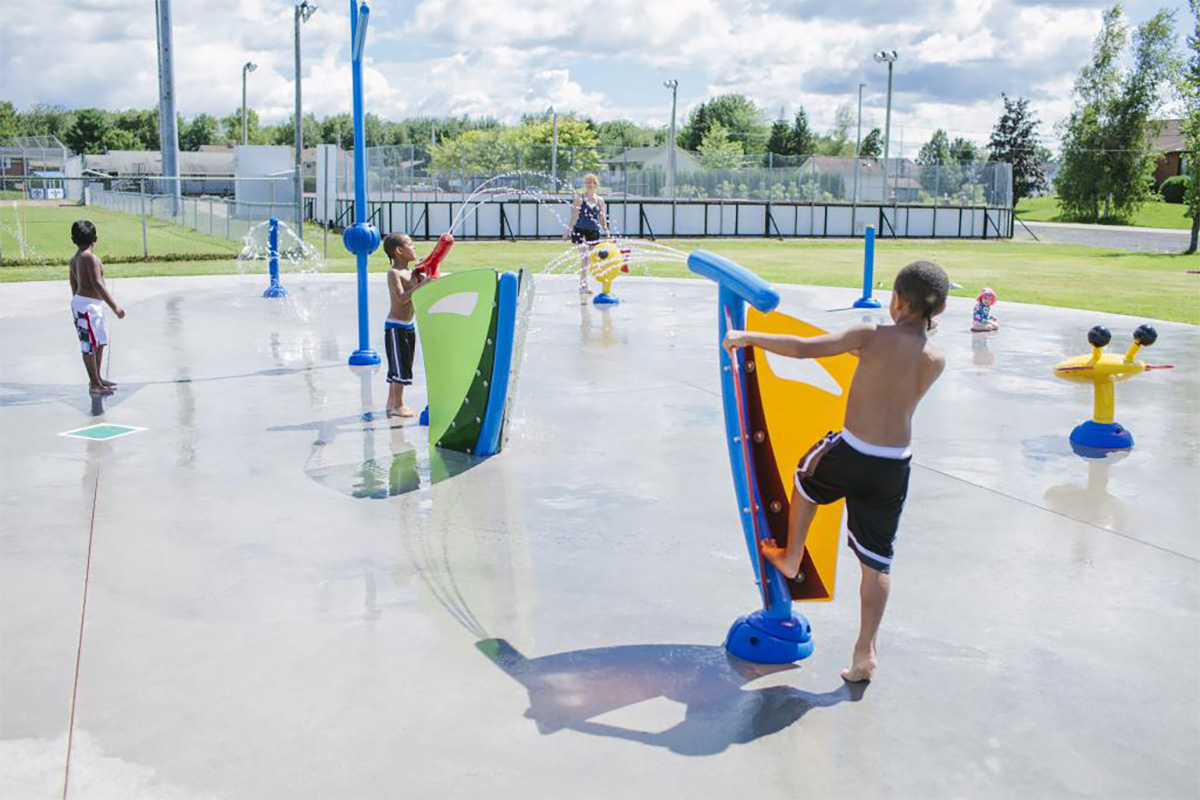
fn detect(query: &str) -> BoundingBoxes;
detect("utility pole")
[154,0,181,216]
[242,61,257,145]
[873,50,898,202]
[550,107,558,184]
[294,1,317,239]
[853,82,864,204]
[664,79,678,199]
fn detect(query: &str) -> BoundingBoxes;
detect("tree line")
[2,0,1194,241]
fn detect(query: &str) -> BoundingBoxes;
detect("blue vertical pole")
[344,0,380,365]
[853,224,881,309]
[263,216,288,297]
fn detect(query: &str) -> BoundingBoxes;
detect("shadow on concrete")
[477,638,864,755]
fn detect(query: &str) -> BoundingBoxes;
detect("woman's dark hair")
[71,220,97,248]
[893,260,949,330]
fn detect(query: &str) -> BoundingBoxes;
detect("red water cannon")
[415,232,455,278]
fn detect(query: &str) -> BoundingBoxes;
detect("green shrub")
[1160,175,1187,203]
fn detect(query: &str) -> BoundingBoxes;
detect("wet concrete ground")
[1,271,1197,798]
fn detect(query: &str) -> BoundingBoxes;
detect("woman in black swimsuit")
[563,173,610,294]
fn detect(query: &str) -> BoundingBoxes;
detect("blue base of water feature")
[1070,420,1133,450]
[593,293,619,306]
[262,284,288,298]
[852,296,881,309]
[419,406,429,427]
[725,609,814,664]
[349,349,380,367]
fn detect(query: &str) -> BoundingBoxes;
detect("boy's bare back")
[844,324,944,448]
[70,251,103,300]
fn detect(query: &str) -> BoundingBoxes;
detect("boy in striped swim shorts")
[725,260,949,682]
[382,233,429,418]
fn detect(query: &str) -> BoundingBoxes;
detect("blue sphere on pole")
[343,222,380,256]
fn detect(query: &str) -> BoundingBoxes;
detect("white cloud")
[0,0,1188,152]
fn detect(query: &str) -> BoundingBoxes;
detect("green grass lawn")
[1016,195,1195,230]
[0,202,241,263]
[5,236,1197,324]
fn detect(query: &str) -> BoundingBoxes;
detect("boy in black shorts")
[725,261,949,682]
[381,233,428,418]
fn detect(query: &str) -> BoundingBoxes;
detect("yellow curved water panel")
[747,307,858,602]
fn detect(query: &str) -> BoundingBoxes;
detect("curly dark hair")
[71,220,97,249]
[382,232,412,261]
[893,260,949,330]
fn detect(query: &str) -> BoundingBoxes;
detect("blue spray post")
[262,217,288,298]
[344,0,381,367]
[852,224,881,309]
[689,251,815,664]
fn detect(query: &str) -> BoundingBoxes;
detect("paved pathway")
[1015,219,1194,254]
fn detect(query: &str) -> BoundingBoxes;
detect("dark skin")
[70,236,125,395]
[724,291,946,683]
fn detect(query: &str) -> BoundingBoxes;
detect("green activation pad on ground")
[59,424,145,441]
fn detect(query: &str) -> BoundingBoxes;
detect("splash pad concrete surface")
[1,271,1197,799]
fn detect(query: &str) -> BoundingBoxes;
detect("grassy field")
[0,202,240,263]
[1016,195,1195,230]
[2,202,1196,324]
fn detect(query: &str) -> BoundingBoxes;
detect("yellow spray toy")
[1053,324,1172,450]
[587,240,629,306]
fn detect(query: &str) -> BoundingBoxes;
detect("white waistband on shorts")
[72,295,102,307]
[385,318,414,327]
[842,428,911,460]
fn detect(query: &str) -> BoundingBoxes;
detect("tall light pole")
[241,61,257,146]
[294,1,317,239]
[873,50,898,201]
[663,79,678,199]
[853,82,864,204]
[154,0,181,217]
[550,106,559,184]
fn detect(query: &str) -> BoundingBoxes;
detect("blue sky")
[0,0,1191,156]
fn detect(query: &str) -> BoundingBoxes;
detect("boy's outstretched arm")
[724,324,873,360]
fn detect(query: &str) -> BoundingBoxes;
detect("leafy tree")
[17,103,74,138]
[767,118,793,155]
[221,108,273,145]
[180,113,222,151]
[430,119,603,174]
[596,119,662,148]
[63,108,110,154]
[679,94,768,152]
[917,128,957,195]
[822,103,855,156]
[270,113,322,149]
[320,113,354,147]
[791,108,817,155]
[988,94,1048,204]
[950,137,981,165]
[101,128,142,151]
[859,128,882,159]
[110,109,159,149]
[1181,0,1199,253]
[1057,5,1179,222]
[0,101,19,142]
[696,121,744,168]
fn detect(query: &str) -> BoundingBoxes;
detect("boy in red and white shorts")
[69,220,125,395]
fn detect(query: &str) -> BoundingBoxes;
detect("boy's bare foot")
[396,405,416,418]
[100,379,118,389]
[841,649,877,683]
[89,384,114,396]
[759,538,803,581]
